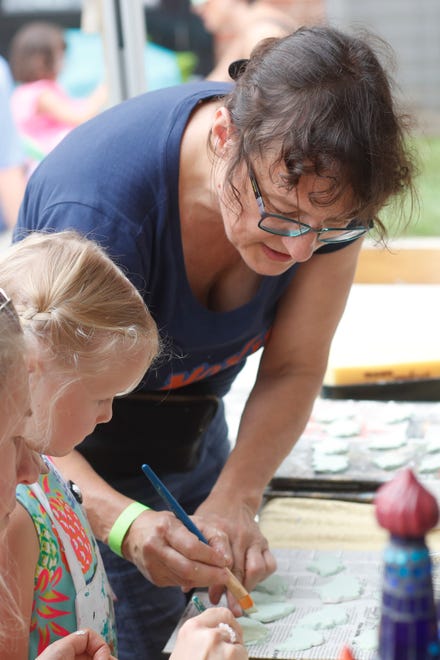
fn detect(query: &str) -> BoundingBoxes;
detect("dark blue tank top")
[15,81,347,397]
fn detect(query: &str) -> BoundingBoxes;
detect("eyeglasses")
[249,171,370,244]
[0,288,21,330]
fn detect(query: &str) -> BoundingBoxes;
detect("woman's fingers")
[124,510,231,587]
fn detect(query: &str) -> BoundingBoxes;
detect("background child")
[9,21,107,168]
[0,288,116,659]
[0,232,247,660]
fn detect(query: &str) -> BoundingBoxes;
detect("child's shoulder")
[13,78,60,99]
[17,457,98,578]
[17,456,85,523]
[3,491,40,582]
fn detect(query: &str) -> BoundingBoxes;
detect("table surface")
[252,498,440,659]
[227,283,440,658]
[268,398,440,501]
[260,496,440,552]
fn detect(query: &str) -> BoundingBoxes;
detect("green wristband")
[108,502,150,558]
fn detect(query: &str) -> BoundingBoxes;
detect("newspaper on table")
[164,548,385,659]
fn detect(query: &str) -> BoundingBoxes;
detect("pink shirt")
[11,79,83,154]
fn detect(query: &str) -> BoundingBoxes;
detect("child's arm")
[36,83,107,127]
[1,501,40,659]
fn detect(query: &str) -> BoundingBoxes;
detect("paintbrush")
[141,463,257,614]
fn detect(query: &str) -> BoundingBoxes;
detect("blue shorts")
[98,401,230,659]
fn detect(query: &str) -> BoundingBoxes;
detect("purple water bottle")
[375,468,440,659]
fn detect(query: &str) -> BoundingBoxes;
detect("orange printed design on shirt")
[31,499,69,575]
[32,567,71,655]
[16,461,117,659]
[35,566,70,606]
[28,491,80,655]
[41,474,93,573]
[36,617,72,656]
[163,329,270,390]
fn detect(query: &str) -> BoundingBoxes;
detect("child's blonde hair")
[0,231,159,378]
[0,289,28,448]
[0,291,28,640]
[0,290,25,402]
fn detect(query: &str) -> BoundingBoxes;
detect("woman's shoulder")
[126,81,232,116]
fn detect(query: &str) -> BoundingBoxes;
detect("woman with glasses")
[14,25,416,660]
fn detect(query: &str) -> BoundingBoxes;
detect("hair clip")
[228,59,249,81]
[68,480,83,504]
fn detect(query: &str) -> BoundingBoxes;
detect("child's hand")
[36,629,117,660]
[171,607,248,659]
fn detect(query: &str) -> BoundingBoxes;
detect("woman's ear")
[211,107,234,156]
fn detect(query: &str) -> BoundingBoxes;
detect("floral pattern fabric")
[16,457,117,658]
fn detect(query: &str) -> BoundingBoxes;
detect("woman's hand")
[171,608,248,659]
[122,509,235,591]
[195,498,276,614]
[36,629,116,660]
[52,452,236,593]
[190,244,363,612]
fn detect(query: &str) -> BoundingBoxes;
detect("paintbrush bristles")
[224,568,257,614]
[239,595,257,614]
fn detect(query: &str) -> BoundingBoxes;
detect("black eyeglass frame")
[249,171,370,244]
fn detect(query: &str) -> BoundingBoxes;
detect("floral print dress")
[16,456,117,658]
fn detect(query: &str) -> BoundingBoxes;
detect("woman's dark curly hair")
[221,26,417,240]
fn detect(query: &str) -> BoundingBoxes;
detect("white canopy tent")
[82,0,149,106]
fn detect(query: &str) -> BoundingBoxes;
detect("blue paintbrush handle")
[141,463,208,544]
[141,463,256,613]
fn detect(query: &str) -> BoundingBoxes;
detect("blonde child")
[0,287,116,659]
[0,232,246,660]
[9,21,107,163]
